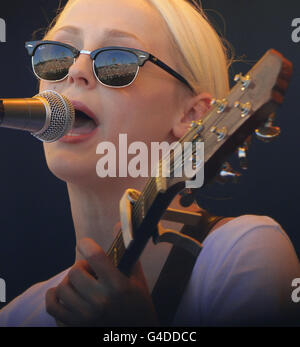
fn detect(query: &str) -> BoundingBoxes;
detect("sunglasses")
[25,40,193,91]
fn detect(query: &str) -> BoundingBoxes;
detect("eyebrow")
[52,25,146,46]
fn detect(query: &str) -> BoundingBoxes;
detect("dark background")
[0,0,299,308]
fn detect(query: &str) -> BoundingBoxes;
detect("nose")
[67,51,98,89]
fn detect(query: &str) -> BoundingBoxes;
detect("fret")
[133,176,158,229]
[107,230,126,267]
[131,131,201,230]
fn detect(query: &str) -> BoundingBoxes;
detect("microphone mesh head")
[32,90,75,142]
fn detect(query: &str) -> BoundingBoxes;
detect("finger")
[45,287,79,326]
[55,275,94,319]
[68,259,109,303]
[77,238,123,285]
[76,258,97,279]
[130,260,145,280]
[129,261,149,293]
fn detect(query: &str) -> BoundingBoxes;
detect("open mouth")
[67,110,98,136]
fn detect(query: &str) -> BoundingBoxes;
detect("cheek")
[103,101,170,145]
[39,80,51,93]
[39,80,62,94]
[123,88,178,142]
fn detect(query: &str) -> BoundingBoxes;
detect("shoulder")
[175,215,300,326]
[202,214,294,259]
[198,214,300,277]
[0,268,70,327]
[209,214,286,240]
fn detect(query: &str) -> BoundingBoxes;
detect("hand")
[45,237,158,327]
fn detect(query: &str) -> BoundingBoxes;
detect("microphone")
[0,90,75,142]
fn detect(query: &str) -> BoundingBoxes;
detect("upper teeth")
[66,131,81,137]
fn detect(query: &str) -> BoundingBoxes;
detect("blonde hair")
[41,0,232,98]
[147,0,231,97]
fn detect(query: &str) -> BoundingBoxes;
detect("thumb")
[130,260,149,293]
[77,237,115,281]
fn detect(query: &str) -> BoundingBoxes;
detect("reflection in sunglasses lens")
[94,50,138,86]
[33,44,74,80]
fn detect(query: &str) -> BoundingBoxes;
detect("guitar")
[104,49,292,278]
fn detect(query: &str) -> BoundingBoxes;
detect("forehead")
[50,0,173,55]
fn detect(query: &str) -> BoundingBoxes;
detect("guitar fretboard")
[107,229,125,267]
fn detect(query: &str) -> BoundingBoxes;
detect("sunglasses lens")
[32,43,74,81]
[94,49,139,87]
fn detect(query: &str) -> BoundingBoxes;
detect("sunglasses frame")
[25,40,194,91]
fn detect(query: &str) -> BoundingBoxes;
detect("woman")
[0,0,299,326]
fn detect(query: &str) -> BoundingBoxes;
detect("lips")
[59,100,99,144]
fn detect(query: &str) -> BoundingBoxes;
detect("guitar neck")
[107,229,126,267]
[106,184,181,273]
[106,180,184,276]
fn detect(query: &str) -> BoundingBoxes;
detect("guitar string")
[132,148,196,226]
[132,138,198,223]
[108,130,198,263]
[133,127,198,215]
[110,142,199,266]
[133,102,231,221]
[133,134,193,226]
[109,107,220,265]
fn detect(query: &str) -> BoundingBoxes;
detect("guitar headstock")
[165,49,292,191]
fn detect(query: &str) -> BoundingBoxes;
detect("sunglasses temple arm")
[148,55,194,93]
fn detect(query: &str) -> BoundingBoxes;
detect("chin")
[43,144,98,186]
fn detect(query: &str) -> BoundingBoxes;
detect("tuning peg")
[189,120,203,129]
[210,98,228,114]
[255,113,281,142]
[234,101,252,118]
[234,73,252,91]
[179,188,197,207]
[238,136,251,170]
[217,162,241,184]
[189,120,204,134]
[238,145,248,170]
[210,126,227,142]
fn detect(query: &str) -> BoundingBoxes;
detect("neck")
[67,178,147,261]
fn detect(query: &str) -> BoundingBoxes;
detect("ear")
[172,92,212,139]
